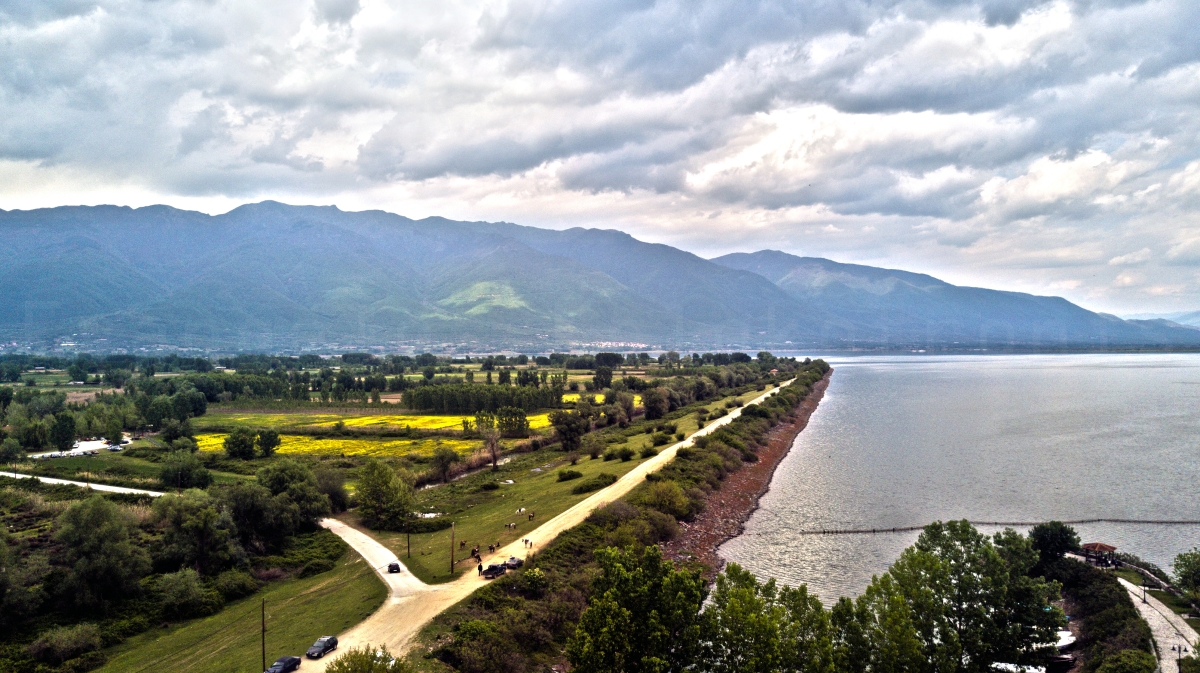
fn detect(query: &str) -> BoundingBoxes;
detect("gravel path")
[308,382,795,670]
[0,470,164,496]
[1119,577,1198,673]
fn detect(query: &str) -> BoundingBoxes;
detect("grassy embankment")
[5,450,253,489]
[99,549,386,673]
[351,386,767,585]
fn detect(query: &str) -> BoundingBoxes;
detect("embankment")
[662,369,831,571]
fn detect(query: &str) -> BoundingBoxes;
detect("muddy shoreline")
[662,370,832,573]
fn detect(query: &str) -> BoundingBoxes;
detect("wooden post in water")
[450,522,455,574]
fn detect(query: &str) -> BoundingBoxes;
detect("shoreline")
[662,370,832,573]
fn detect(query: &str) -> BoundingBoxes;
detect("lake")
[719,353,1200,602]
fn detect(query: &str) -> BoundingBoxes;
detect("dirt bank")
[662,370,832,573]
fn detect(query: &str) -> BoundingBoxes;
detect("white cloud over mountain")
[1,0,1198,312]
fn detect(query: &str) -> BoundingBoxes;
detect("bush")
[0,437,25,462]
[326,645,412,672]
[674,432,685,441]
[300,559,337,577]
[602,449,617,461]
[28,623,103,664]
[157,568,223,619]
[639,447,658,458]
[557,469,583,482]
[1096,650,1157,673]
[617,447,636,461]
[651,433,671,446]
[477,482,500,491]
[214,569,260,600]
[572,473,617,494]
[159,450,212,489]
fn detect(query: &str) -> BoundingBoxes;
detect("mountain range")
[1,202,1196,352]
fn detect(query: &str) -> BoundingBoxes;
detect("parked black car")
[482,563,508,579]
[503,556,524,569]
[387,562,401,573]
[306,635,338,658]
[265,656,301,673]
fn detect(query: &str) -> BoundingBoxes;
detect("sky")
[1,0,1198,315]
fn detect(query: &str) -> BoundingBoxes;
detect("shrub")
[157,569,223,619]
[300,558,336,577]
[602,449,617,461]
[1096,650,1157,673]
[28,623,103,664]
[651,433,671,446]
[639,446,658,459]
[214,569,260,600]
[642,480,690,519]
[159,450,212,489]
[674,432,685,441]
[572,473,617,494]
[557,469,583,482]
[477,482,500,491]
[617,447,635,461]
[326,645,412,672]
[0,437,23,462]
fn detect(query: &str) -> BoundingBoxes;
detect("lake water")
[719,354,1200,602]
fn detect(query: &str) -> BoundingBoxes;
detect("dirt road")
[309,382,795,670]
[0,470,165,497]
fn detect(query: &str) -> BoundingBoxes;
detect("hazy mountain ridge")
[1,202,1196,351]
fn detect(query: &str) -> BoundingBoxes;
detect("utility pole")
[261,598,266,672]
[449,522,455,573]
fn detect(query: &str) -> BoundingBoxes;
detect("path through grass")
[98,549,386,673]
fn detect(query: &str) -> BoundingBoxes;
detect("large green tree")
[549,409,590,452]
[49,412,76,452]
[1029,521,1081,564]
[55,496,150,611]
[700,563,833,673]
[153,490,241,575]
[223,426,256,459]
[356,458,415,529]
[567,545,706,673]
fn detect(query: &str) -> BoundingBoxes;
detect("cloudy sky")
[2,0,1198,314]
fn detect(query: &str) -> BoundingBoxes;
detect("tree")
[224,427,257,459]
[0,437,22,462]
[103,415,123,446]
[357,458,415,529]
[700,563,833,673]
[256,459,331,529]
[549,409,591,452]
[49,412,76,452]
[495,406,529,437]
[315,466,350,513]
[257,428,281,457]
[568,545,706,673]
[1173,548,1200,598]
[482,427,501,471]
[593,366,613,390]
[160,451,212,489]
[595,353,624,369]
[55,496,150,610]
[153,490,241,576]
[582,433,605,460]
[879,520,1062,672]
[326,645,413,673]
[642,387,669,420]
[431,446,461,483]
[1030,521,1080,563]
[0,386,12,411]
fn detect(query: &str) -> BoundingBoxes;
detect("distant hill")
[711,250,1200,348]
[1,203,1196,352]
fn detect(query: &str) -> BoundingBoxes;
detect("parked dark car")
[387,562,401,573]
[482,563,508,579]
[265,656,301,673]
[306,635,338,658]
[503,556,524,569]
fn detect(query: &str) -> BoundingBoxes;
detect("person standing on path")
[477,563,482,576]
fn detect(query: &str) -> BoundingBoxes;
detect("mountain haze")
[1,203,1196,352]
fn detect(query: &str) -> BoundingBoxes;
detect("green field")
[8,451,252,490]
[99,549,386,673]
[352,387,766,584]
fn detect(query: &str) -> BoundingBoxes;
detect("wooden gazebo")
[1081,542,1117,564]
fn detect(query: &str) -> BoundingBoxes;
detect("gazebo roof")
[1082,542,1117,553]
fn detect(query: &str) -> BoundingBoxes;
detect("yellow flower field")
[561,393,641,405]
[195,412,552,431]
[195,433,482,458]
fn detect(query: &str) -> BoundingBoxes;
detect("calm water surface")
[719,354,1200,602]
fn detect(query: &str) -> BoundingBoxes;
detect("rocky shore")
[663,370,832,572]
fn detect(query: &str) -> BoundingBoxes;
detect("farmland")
[194,433,488,458]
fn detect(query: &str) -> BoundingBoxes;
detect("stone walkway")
[1118,577,1198,673]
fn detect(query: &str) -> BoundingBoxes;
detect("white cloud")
[0,0,1199,313]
